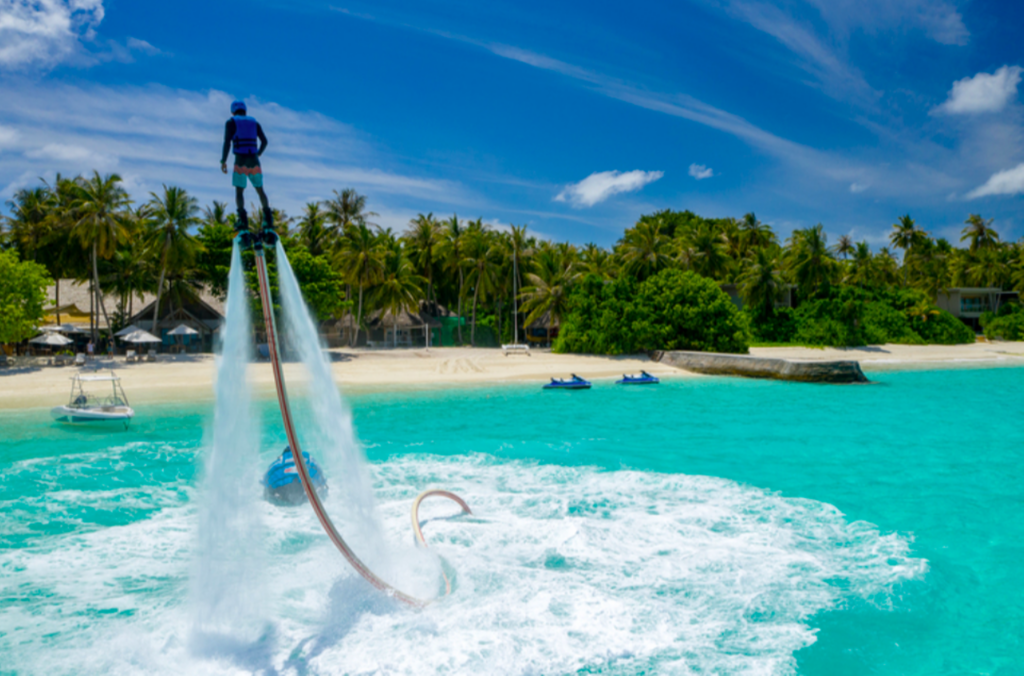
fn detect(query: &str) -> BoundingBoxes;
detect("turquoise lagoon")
[1,366,1022,674]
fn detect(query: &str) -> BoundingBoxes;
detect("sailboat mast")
[513,243,519,345]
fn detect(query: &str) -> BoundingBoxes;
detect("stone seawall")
[652,350,869,384]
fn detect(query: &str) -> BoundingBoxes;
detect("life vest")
[232,115,259,155]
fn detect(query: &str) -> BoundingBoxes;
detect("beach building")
[936,287,1020,330]
[130,292,225,351]
[322,301,450,348]
[526,310,558,346]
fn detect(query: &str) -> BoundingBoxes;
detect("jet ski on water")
[543,374,591,390]
[617,370,660,385]
[263,446,328,505]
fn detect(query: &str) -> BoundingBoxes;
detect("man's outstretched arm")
[256,123,268,156]
[220,119,236,166]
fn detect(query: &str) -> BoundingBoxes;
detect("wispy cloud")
[689,163,714,180]
[0,82,464,214]
[555,170,663,208]
[933,66,1023,115]
[849,182,869,193]
[966,163,1024,199]
[0,0,104,68]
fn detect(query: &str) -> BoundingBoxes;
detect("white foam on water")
[189,242,266,642]
[273,241,436,596]
[0,453,927,676]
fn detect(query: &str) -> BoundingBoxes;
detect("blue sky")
[1,0,1023,248]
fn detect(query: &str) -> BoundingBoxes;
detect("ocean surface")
[1,366,1021,675]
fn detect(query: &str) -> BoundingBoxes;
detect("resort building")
[936,288,1020,330]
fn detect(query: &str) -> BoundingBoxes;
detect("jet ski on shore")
[543,374,592,390]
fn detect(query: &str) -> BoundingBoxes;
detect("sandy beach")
[1,342,1022,411]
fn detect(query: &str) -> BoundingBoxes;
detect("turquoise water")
[1,367,1021,674]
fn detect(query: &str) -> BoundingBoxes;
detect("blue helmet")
[230,100,247,114]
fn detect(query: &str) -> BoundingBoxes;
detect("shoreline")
[1,343,1022,412]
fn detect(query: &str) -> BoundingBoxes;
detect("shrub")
[915,310,975,344]
[984,303,1024,341]
[555,269,751,354]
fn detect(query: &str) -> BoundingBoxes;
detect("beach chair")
[74,353,86,367]
[146,349,157,362]
[125,350,137,363]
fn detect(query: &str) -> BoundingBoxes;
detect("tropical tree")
[403,213,441,311]
[834,234,854,260]
[618,220,674,281]
[889,214,926,286]
[373,241,425,347]
[846,241,874,287]
[680,222,731,280]
[580,243,616,279]
[520,248,581,344]
[462,225,501,346]
[297,202,334,257]
[961,214,999,253]
[739,212,776,251]
[73,172,131,343]
[787,224,835,298]
[738,247,784,319]
[146,185,201,338]
[435,214,467,343]
[323,188,377,232]
[336,223,384,346]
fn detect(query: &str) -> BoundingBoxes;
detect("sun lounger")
[146,349,157,362]
[74,353,86,367]
[125,350,137,363]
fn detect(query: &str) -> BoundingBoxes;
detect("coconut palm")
[73,172,132,343]
[966,247,1008,288]
[323,188,378,233]
[845,241,874,287]
[336,223,385,346]
[403,213,442,311]
[373,241,425,347]
[202,200,230,227]
[961,214,1000,253]
[519,249,580,344]
[580,243,616,279]
[462,225,501,346]
[680,222,731,280]
[297,202,335,257]
[739,248,784,319]
[889,214,926,286]
[435,214,467,343]
[787,224,835,298]
[146,185,201,338]
[619,220,674,281]
[834,234,854,260]
[739,212,777,251]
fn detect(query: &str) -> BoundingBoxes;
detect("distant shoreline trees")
[2,173,1022,353]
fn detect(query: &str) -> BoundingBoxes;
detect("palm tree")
[202,201,230,227]
[336,223,384,346]
[519,250,580,345]
[462,225,500,346]
[4,187,53,261]
[961,214,1000,253]
[846,241,875,288]
[787,224,835,299]
[966,247,1008,288]
[73,172,131,343]
[373,241,425,347]
[618,220,674,281]
[834,234,854,260]
[738,248,784,319]
[680,222,731,280]
[739,212,776,251]
[297,202,334,257]
[580,243,616,279]
[323,188,378,232]
[435,214,467,343]
[889,214,925,286]
[403,213,441,311]
[146,185,201,339]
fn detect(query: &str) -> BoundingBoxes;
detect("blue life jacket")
[232,115,259,155]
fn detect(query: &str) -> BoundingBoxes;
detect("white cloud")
[555,170,663,208]
[849,182,868,193]
[126,37,159,55]
[689,163,714,180]
[966,163,1024,199]
[0,82,466,214]
[0,0,105,68]
[934,66,1023,115]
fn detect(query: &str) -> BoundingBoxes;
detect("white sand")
[2,343,1021,410]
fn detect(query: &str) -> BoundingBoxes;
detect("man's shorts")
[232,154,264,188]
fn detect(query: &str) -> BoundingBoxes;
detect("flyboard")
[247,229,470,607]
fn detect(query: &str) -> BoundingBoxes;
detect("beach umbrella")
[115,324,142,337]
[167,324,199,336]
[121,329,162,344]
[29,333,74,346]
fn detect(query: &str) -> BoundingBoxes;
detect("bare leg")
[235,186,245,212]
[255,186,270,212]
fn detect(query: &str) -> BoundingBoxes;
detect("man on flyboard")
[221,99,277,249]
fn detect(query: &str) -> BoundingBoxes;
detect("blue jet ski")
[543,374,592,390]
[617,370,660,385]
[263,446,328,505]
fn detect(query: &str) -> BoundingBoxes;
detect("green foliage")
[555,269,751,355]
[751,285,974,347]
[278,247,348,321]
[194,221,236,299]
[984,303,1024,341]
[0,249,52,343]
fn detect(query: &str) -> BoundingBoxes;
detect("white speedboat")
[51,372,135,429]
